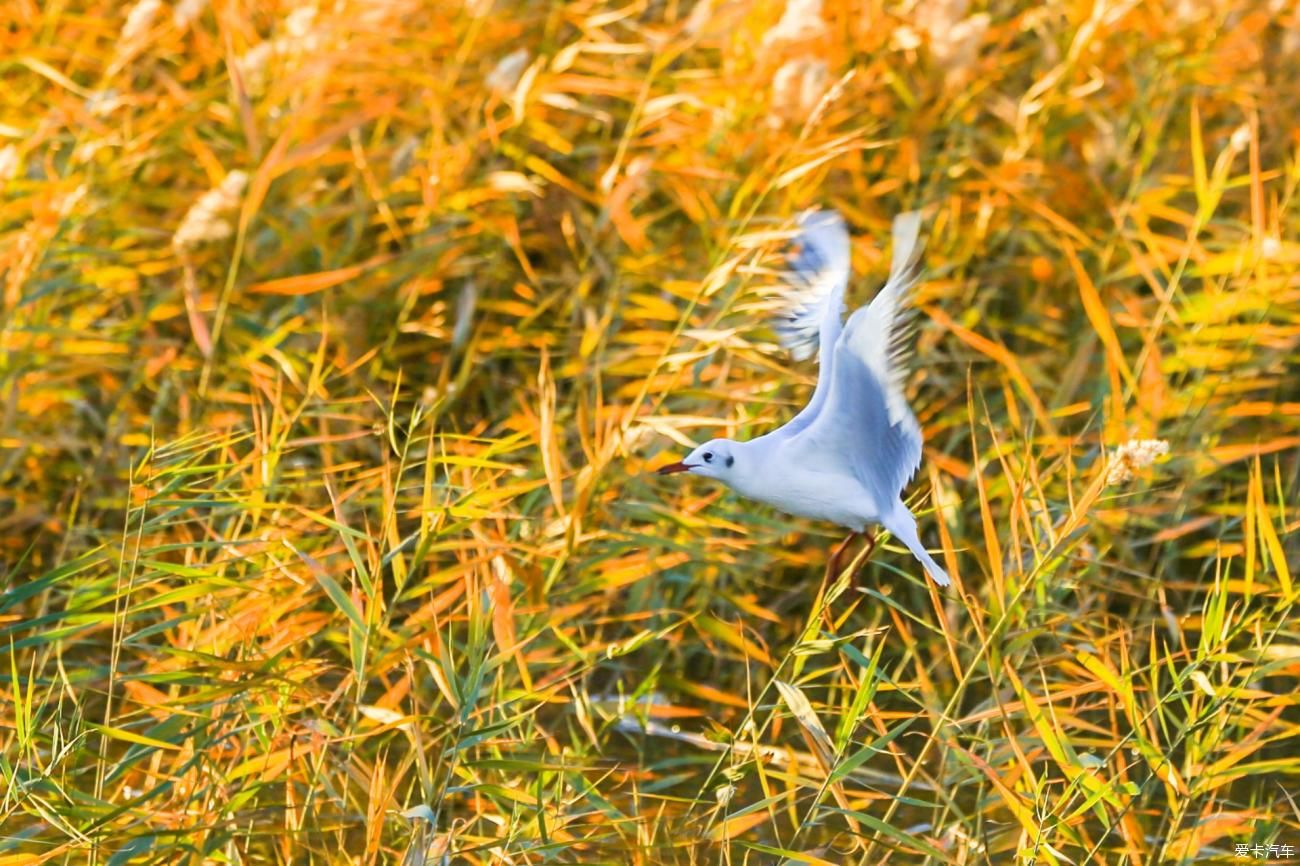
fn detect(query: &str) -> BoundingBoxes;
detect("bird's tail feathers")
[882,506,950,588]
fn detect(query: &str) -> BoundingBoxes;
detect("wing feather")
[768,209,850,440]
[772,209,850,362]
[851,210,924,431]
[785,211,927,505]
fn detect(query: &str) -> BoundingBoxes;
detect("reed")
[1,0,1296,862]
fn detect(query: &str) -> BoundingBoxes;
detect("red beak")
[656,461,694,475]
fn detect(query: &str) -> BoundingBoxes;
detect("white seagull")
[658,209,950,588]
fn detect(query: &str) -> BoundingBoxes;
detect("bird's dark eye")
[702,452,714,463]
[725,456,735,468]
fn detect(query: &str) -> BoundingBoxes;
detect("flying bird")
[658,209,950,588]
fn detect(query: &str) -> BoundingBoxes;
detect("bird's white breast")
[728,454,879,530]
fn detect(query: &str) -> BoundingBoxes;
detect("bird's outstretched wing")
[785,211,926,507]
[768,209,850,440]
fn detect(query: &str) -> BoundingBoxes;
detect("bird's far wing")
[772,209,851,361]
[768,209,851,440]
[856,210,925,431]
[786,211,926,505]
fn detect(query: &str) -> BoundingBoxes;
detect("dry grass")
[2,0,1299,863]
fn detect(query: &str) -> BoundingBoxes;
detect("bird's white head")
[657,438,742,482]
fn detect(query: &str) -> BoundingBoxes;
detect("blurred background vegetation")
[1,0,1298,862]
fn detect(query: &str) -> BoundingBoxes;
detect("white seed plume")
[770,57,829,124]
[85,89,122,117]
[1106,438,1170,486]
[1285,18,1300,55]
[235,41,275,89]
[684,0,714,35]
[761,0,827,47]
[120,0,162,45]
[173,0,207,29]
[913,0,988,83]
[58,184,89,218]
[0,145,18,183]
[172,171,248,250]
[234,6,320,93]
[1228,123,1251,153]
[284,6,317,40]
[486,48,530,96]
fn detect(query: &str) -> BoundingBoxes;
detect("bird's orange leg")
[858,530,877,564]
[826,531,862,581]
[827,530,878,581]
[820,531,880,632]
